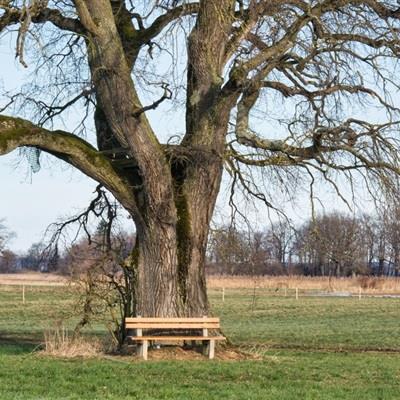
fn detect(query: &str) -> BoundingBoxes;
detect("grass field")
[0,282,399,399]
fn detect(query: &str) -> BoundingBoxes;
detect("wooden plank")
[125,322,220,329]
[126,320,219,325]
[125,317,220,323]
[128,336,225,341]
[126,321,220,327]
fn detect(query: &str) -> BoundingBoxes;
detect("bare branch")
[0,3,84,34]
[0,114,138,215]
[139,2,199,43]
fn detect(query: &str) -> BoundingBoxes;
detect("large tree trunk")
[135,219,211,318]
[135,219,182,317]
[134,216,210,318]
[183,159,223,316]
[133,156,223,317]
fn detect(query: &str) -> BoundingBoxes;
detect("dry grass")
[2,272,400,294]
[0,272,67,286]
[43,324,102,358]
[207,275,400,294]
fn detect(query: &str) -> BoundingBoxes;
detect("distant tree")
[360,211,391,276]
[0,220,13,255]
[378,204,400,276]
[359,214,377,272]
[0,249,17,273]
[375,211,389,276]
[0,223,6,255]
[248,231,270,275]
[265,221,295,270]
[0,220,16,273]
[295,213,365,277]
[24,242,47,271]
[387,213,400,276]
[208,226,250,274]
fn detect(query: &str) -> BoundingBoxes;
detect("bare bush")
[43,323,102,358]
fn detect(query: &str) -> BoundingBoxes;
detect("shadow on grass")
[0,333,42,355]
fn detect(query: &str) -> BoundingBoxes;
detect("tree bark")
[135,219,182,317]
[182,160,223,316]
[133,153,224,317]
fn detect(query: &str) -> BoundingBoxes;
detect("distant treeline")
[206,210,400,277]
[1,209,400,277]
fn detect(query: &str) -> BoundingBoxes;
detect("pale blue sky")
[0,38,99,251]
[0,154,98,252]
[0,38,95,251]
[0,39,121,251]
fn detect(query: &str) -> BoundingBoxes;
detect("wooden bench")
[125,316,225,360]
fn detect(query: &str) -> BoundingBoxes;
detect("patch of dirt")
[120,344,262,361]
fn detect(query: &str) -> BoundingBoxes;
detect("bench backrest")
[125,317,220,330]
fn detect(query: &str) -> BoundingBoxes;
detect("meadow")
[0,277,399,399]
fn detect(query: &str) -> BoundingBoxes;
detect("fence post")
[295,287,299,300]
[222,287,225,303]
[22,284,25,304]
[358,287,362,300]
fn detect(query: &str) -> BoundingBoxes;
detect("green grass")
[0,284,399,399]
[210,289,400,351]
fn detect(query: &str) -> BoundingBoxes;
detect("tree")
[24,242,47,271]
[0,249,17,272]
[374,203,400,276]
[0,219,14,255]
[359,213,377,272]
[0,220,16,272]
[1,1,400,316]
[295,213,365,276]
[0,220,8,254]
[265,221,294,270]
[208,226,249,274]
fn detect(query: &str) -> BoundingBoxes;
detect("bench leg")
[202,340,208,356]
[208,340,215,360]
[137,340,148,360]
[202,340,215,359]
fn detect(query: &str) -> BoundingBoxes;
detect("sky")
[0,41,99,252]
[0,38,116,252]
[0,154,98,252]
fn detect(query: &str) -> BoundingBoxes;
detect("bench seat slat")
[129,336,226,341]
[126,323,220,329]
[125,317,220,323]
